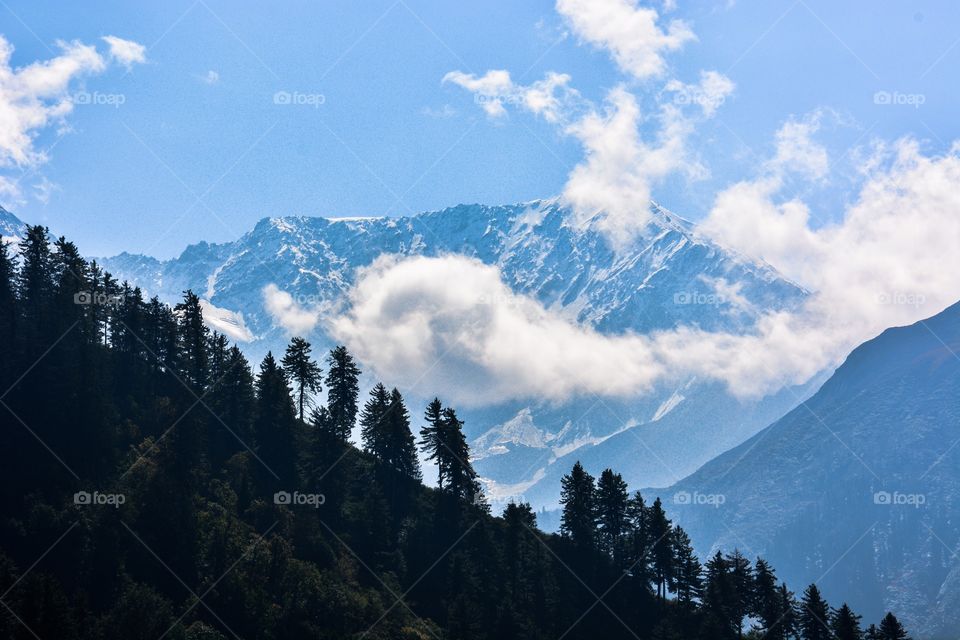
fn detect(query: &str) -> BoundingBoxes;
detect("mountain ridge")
[662,299,960,638]
[7,199,816,510]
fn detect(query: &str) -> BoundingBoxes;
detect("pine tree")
[51,237,93,342]
[281,337,322,422]
[0,240,15,386]
[144,295,179,378]
[799,583,832,640]
[865,624,881,640]
[359,382,392,459]
[776,583,800,640]
[753,558,785,638]
[303,404,341,484]
[559,462,597,549]
[726,549,754,638]
[626,491,654,587]
[174,290,210,392]
[16,225,54,356]
[386,388,421,480]
[502,501,538,608]
[596,468,629,563]
[701,551,736,640]
[254,352,298,486]
[208,344,256,464]
[672,526,703,606]
[831,603,864,640]
[440,407,482,505]
[419,398,447,489]
[878,612,909,640]
[324,345,360,442]
[649,497,674,600]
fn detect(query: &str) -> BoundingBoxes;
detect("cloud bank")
[329,254,664,406]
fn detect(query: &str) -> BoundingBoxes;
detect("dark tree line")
[0,227,911,639]
[557,462,910,640]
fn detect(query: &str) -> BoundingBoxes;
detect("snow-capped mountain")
[661,300,960,638]
[99,198,814,507]
[0,206,27,243]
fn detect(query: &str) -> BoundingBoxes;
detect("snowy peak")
[0,206,27,243]
[98,197,811,516]
[98,196,808,358]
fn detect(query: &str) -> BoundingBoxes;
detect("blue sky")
[1,0,958,258]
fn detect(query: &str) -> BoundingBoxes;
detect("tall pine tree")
[281,337,322,422]
[324,345,360,442]
[559,462,597,550]
[799,583,832,640]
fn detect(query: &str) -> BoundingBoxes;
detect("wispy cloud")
[101,35,147,69]
[0,34,146,205]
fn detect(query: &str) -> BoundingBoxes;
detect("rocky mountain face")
[662,301,960,639]
[88,198,812,506]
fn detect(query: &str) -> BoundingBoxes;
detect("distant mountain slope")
[98,198,811,507]
[663,301,960,639]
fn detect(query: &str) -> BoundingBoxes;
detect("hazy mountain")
[96,198,813,507]
[662,301,960,638]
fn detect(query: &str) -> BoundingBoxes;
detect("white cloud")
[770,112,829,180]
[31,176,59,204]
[561,73,731,245]
[0,34,145,201]
[664,69,735,118]
[0,36,105,169]
[262,284,320,335]
[442,70,578,122]
[202,70,219,85]
[101,35,146,69]
[556,0,696,80]
[697,135,960,393]
[442,70,514,118]
[330,254,664,406]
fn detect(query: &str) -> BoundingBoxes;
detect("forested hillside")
[0,226,908,639]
